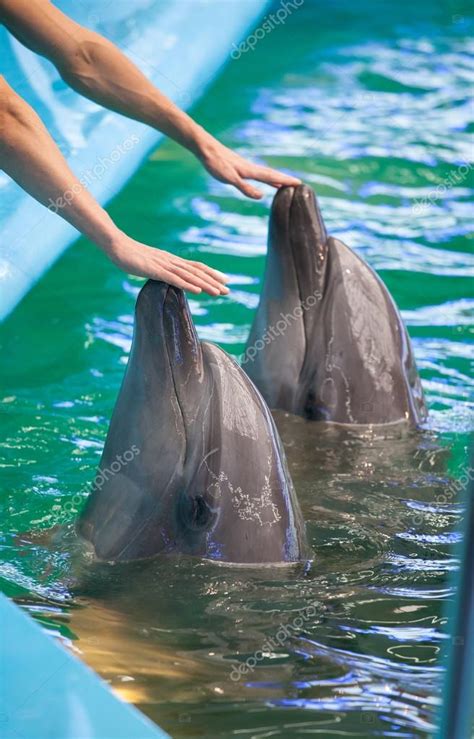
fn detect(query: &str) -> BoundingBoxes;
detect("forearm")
[0,0,300,199]
[60,37,211,156]
[0,0,212,157]
[0,77,120,250]
[0,77,228,296]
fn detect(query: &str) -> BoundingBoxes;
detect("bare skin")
[0,76,230,295]
[0,0,301,295]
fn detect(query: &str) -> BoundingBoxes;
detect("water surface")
[0,1,473,737]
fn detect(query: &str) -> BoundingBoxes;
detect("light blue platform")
[0,3,270,736]
[0,0,270,321]
[0,594,168,739]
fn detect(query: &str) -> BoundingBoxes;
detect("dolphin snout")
[133,279,203,385]
[135,278,170,309]
[161,283,204,391]
[290,184,327,247]
[273,183,314,208]
[291,183,320,217]
[272,184,323,233]
[292,183,315,201]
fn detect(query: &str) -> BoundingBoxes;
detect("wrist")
[89,218,124,255]
[187,125,220,161]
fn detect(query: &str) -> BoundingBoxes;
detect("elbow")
[0,78,28,147]
[0,76,17,117]
[56,32,108,92]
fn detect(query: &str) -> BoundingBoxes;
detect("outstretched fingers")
[105,234,230,297]
[171,265,223,295]
[233,176,263,199]
[158,267,203,294]
[191,261,229,283]
[244,163,301,189]
[171,257,228,293]
[230,164,301,199]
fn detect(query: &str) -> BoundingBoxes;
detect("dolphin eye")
[180,493,214,531]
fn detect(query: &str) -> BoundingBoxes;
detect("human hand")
[197,137,301,199]
[106,233,229,296]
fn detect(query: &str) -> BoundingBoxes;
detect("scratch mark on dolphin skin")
[257,392,301,560]
[230,475,282,527]
[321,338,355,423]
[198,447,220,470]
[341,262,395,395]
[171,393,184,439]
[167,310,184,366]
[203,469,281,527]
[214,353,259,440]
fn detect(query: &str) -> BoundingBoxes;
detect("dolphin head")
[244,185,426,425]
[78,281,308,564]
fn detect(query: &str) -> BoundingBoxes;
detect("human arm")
[0,76,229,295]
[0,0,300,198]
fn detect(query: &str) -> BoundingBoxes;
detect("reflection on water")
[11,430,460,737]
[0,0,472,737]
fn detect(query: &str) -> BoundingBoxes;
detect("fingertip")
[238,180,263,200]
[204,285,220,296]
[213,269,230,282]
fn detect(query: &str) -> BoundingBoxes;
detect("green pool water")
[0,1,473,737]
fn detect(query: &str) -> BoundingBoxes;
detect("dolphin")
[243,185,427,426]
[77,280,308,565]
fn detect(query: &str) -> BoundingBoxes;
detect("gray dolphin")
[243,185,427,425]
[77,280,308,564]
